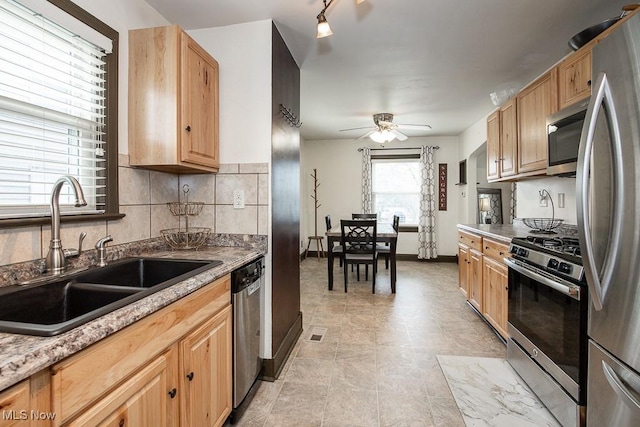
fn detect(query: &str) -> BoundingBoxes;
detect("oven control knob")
[559,262,572,274]
[548,259,559,270]
[510,246,519,254]
[517,248,529,257]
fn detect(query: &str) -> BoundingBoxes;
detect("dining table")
[325,222,398,293]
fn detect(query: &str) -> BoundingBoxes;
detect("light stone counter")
[0,246,263,391]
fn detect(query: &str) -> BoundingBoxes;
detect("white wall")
[516,176,577,225]
[188,21,272,165]
[300,137,460,256]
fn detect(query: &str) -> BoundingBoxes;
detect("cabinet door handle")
[186,372,194,381]
[499,251,504,255]
[168,388,177,399]
[185,125,191,132]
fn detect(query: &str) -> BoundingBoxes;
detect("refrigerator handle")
[602,360,640,413]
[577,72,624,312]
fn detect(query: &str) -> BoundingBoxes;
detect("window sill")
[0,213,126,229]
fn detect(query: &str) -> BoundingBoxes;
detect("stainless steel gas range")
[505,235,588,427]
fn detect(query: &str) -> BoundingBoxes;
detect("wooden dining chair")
[340,219,378,293]
[377,215,399,269]
[325,215,343,266]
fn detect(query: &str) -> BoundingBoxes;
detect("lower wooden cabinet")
[66,348,178,427]
[468,249,483,312]
[48,274,232,427]
[458,229,510,340]
[482,256,509,339]
[180,305,232,427]
[0,380,30,427]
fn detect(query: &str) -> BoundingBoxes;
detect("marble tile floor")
[231,258,513,427]
[438,355,560,426]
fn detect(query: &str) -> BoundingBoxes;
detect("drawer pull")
[485,246,489,250]
[499,251,504,255]
[185,125,191,132]
[187,372,194,381]
[119,419,125,427]
[168,388,177,399]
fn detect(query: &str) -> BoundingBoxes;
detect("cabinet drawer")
[0,380,29,427]
[483,239,509,263]
[458,230,482,251]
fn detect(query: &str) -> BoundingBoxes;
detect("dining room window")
[0,0,119,223]
[371,158,421,225]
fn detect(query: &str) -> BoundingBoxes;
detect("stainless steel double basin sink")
[0,258,222,336]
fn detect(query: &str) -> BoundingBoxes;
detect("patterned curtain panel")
[418,146,438,259]
[361,147,372,214]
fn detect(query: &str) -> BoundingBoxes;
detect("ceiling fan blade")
[396,124,432,131]
[339,126,374,132]
[356,129,376,140]
[391,129,408,141]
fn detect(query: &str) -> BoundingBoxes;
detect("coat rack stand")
[305,169,324,260]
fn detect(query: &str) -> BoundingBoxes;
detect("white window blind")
[0,0,106,219]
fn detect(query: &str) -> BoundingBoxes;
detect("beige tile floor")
[234,258,506,427]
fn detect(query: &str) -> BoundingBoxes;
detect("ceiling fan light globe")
[370,129,396,143]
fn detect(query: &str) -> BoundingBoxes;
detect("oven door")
[505,258,587,402]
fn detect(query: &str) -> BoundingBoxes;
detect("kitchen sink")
[75,258,219,289]
[0,258,222,336]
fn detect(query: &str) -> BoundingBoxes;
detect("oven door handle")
[504,258,580,300]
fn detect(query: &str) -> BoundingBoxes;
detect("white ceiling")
[143,0,630,141]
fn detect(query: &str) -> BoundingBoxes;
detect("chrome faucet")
[45,176,87,274]
[95,235,113,267]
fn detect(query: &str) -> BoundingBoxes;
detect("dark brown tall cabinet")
[265,23,302,379]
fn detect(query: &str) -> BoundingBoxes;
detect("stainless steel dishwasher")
[231,257,263,418]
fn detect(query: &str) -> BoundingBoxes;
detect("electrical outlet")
[233,190,245,209]
[558,193,565,208]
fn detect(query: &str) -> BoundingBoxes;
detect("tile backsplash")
[0,155,269,267]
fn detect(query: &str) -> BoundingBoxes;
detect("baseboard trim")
[261,311,303,381]
[301,252,457,263]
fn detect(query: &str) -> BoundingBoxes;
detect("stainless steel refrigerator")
[577,11,640,425]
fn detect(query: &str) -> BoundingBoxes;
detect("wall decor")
[439,163,447,211]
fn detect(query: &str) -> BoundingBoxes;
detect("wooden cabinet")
[558,48,592,109]
[458,229,510,340]
[487,99,518,182]
[482,256,509,339]
[458,230,482,300]
[180,306,232,427]
[458,244,470,298]
[0,380,30,427]
[51,274,232,426]
[468,249,483,312]
[486,110,500,181]
[129,25,219,173]
[66,349,178,427]
[517,69,558,174]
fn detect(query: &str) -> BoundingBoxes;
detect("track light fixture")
[316,0,366,39]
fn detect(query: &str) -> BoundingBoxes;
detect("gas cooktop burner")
[525,236,581,257]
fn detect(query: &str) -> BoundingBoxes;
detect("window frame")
[0,0,122,228]
[371,153,421,232]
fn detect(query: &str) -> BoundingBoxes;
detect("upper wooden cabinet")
[517,69,558,174]
[558,47,592,110]
[129,25,219,173]
[487,98,518,182]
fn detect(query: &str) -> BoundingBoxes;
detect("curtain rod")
[357,146,439,152]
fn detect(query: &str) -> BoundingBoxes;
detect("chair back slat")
[392,215,400,232]
[341,220,377,255]
[325,215,332,232]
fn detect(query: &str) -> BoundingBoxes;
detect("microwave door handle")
[577,72,624,312]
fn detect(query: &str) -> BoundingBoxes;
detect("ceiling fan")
[339,113,432,143]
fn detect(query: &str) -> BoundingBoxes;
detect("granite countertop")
[457,223,533,244]
[0,246,263,391]
[457,222,579,244]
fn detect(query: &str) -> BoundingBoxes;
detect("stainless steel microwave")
[547,98,590,176]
